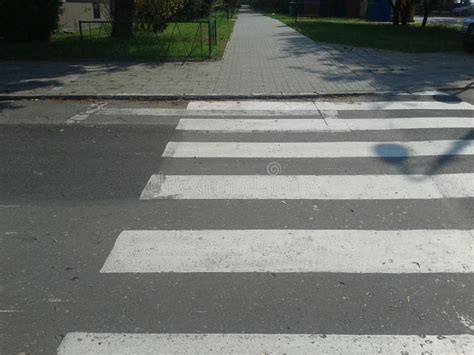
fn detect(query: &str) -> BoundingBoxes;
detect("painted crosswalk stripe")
[176,117,474,132]
[100,229,473,273]
[58,333,474,354]
[178,118,345,131]
[187,100,474,111]
[162,140,474,158]
[140,173,474,200]
[100,108,321,117]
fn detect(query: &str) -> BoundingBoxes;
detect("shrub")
[250,0,289,13]
[0,0,61,41]
[176,0,215,20]
[134,0,187,25]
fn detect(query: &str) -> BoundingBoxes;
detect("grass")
[273,15,463,52]
[0,11,235,61]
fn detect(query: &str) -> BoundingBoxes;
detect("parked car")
[462,16,474,52]
[453,4,474,16]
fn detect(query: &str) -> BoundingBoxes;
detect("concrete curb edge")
[0,86,472,101]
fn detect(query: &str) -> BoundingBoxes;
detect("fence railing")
[79,19,218,60]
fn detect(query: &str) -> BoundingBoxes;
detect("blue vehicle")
[453,1,474,16]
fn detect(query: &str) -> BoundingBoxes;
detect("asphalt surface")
[1,91,474,354]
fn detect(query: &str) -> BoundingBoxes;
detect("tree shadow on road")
[375,129,474,180]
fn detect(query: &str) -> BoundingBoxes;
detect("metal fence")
[79,19,218,60]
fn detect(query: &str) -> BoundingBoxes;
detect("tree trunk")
[422,0,429,28]
[422,0,437,28]
[392,0,401,26]
[112,0,134,38]
[401,4,409,25]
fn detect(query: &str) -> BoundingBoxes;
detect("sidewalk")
[1,8,473,98]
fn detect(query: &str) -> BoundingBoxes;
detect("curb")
[0,86,471,101]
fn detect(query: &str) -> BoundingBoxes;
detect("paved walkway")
[0,8,472,97]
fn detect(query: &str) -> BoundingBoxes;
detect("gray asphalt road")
[1,91,473,354]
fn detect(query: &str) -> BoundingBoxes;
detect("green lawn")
[0,11,235,61]
[273,15,462,53]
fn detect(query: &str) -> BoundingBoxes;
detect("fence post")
[208,21,212,58]
[295,2,298,25]
[79,21,83,40]
[214,19,217,46]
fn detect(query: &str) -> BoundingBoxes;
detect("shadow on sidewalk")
[271,27,473,93]
[0,61,176,95]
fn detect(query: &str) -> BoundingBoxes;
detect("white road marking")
[176,117,474,132]
[100,229,473,273]
[140,173,474,200]
[187,100,474,111]
[162,140,474,158]
[403,90,450,96]
[58,333,474,354]
[344,117,474,131]
[456,312,474,331]
[188,100,317,111]
[66,103,109,124]
[0,310,22,313]
[177,118,347,131]
[100,108,320,116]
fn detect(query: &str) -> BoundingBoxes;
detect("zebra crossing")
[58,98,474,353]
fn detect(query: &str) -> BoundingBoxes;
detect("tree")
[390,0,415,26]
[112,0,134,38]
[0,0,61,41]
[135,0,187,27]
[176,0,214,21]
[421,0,439,28]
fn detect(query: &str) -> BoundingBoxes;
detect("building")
[59,0,111,30]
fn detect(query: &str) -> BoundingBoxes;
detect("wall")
[59,1,110,30]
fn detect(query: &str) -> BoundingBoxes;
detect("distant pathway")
[213,7,472,95]
[214,7,374,94]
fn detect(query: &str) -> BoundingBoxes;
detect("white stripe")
[140,173,474,200]
[100,229,473,273]
[177,118,345,131]
[187,100,474,111]
[162,140,474,158]
[58,333,474,354]
[176,117,474,132]
[66,103,108,124]
[345,117,474,131]
[188,100,317,111]
[403,90,450,96]
[100,108,320,117]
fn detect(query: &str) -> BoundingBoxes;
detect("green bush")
[250,0,289,13]
[223,0,241,9]
[0,0,61,41]
[177,0,215,20]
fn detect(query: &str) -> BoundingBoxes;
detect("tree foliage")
[250,0,289,13]
[111,0,187,37]
[176,0,214,20]
[0,0,61,41]
[135,0,187,24]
